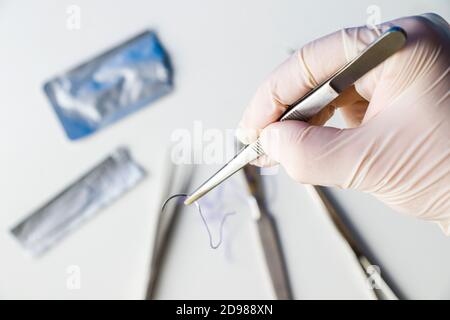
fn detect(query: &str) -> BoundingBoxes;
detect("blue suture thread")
[161,194,235,249]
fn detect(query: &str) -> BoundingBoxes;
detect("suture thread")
[161,194,235,249]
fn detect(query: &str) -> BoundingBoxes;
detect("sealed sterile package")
[44,31,173,140]
[10,147,146,257]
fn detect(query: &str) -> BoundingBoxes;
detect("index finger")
[237,23,385,143]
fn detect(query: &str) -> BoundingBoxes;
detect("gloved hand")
[236,14,450,234]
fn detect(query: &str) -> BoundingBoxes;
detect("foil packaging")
[44,31,173,140]
[11,147,146,257]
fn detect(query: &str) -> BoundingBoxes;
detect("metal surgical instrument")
[184,26,407,205]
[305,185,398,300]
[243,165,293,299]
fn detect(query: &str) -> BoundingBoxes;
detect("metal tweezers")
[145,159,292,299]
[145,161,398,299]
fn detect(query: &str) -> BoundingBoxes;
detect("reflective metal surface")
[11,147,146,257]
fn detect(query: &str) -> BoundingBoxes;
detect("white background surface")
[0,0,449,299]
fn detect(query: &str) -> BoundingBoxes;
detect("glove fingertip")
[235,124,259,145]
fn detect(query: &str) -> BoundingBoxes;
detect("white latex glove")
[236,14,450,234]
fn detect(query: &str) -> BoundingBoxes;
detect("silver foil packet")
[11,147,146,257]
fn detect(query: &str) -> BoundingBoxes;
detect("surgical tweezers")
[184,26,407,205]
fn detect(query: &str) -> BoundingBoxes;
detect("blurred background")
[0,0,449,299]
